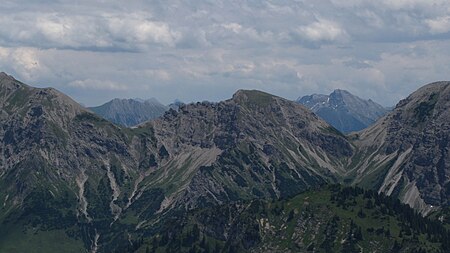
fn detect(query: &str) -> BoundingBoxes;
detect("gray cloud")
[1,0,450,107]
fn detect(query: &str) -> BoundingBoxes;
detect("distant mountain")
[89,98,168,127]
[350,81,450,214]
[297,89,388,133]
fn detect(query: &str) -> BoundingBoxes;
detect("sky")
[1,0,450,107]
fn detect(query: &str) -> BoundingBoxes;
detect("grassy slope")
[135,185,449,253]
[0,226,86,253]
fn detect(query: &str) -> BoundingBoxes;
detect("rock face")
[297,89,388,133]
[0,74,353,252]
[0,72,448,252]
[350,82,450,214]
[89,98,168,127]
[147,90,353,210]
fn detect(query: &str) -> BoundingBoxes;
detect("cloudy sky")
[1,0,450,106]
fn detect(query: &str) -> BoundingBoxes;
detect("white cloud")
[68,79,127,91]
[330,0,365,8]
[222,23,243,33]
[0,47,8,58]
[380,0,448,10]
[1,0,450,107]
[36,16,70,43]
[212,23,276,46]
[0,12,180,51]
[295,19,348,42]
[106,15,181,47]
[0,47,48,82]
[142,69,172,81]
[426,16,450,34]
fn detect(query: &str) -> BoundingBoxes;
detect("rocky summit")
[349,82,450,215]
[297,89,388,133]
[0,73,448,253]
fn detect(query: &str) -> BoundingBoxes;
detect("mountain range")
[297,89,389,133]
[0,72,448,252]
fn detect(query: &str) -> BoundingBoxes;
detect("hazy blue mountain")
[297,89,388,133]
[89,98,169,126]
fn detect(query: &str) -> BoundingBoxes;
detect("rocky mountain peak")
[352,81,450,213]
[231,89,276,108]
[297,89,388,133]
[0,73,84,121]
[0,72,28,94]
[393,81,450,125]
[332,89,352,95]
[0,71,11,79]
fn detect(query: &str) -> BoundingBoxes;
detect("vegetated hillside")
[298,89,388,133]
[132,186,449,253]
[349,82,450,215]
[0,72,152,252]
[89,98,168,127]
[0,73,353,252]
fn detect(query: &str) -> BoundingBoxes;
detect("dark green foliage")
[138,153,158,170]
[129,188,165,220]
[158,145,169,158]
[110,159,126,187]
[21,189,78,230]
[132,185,449,253]
[274,165,307,198]
[3,184,448,253]
[341,219,362,253]
[320,215,339,251]
[85,176,113,220]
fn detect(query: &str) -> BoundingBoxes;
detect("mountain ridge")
[0,73,448,252]
[0,74,355,252]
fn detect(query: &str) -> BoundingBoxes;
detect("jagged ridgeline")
[0,72,449,253]
[297,89,389,134]
[0,73,352,252]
